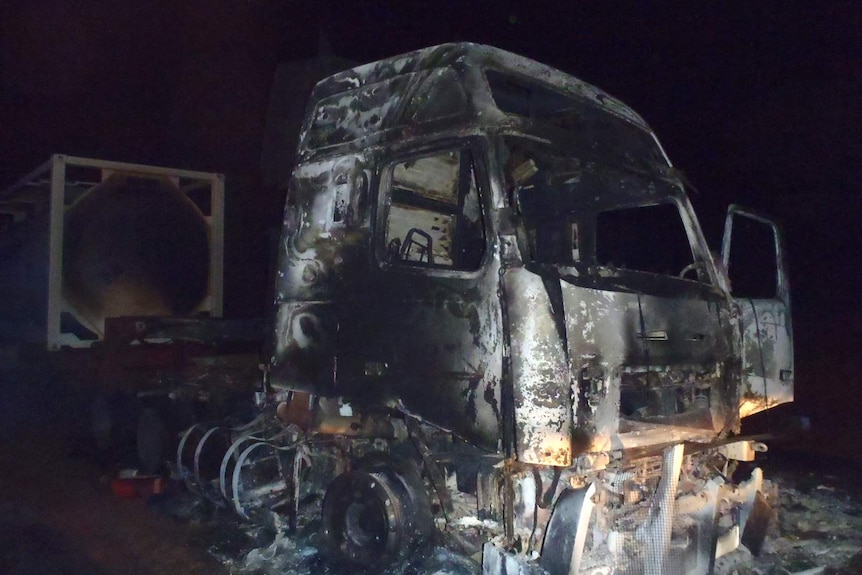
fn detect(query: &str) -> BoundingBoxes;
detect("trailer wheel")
[137,407,167,474]
[321,463,431,570]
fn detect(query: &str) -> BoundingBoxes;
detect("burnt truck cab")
[268,43,793,574]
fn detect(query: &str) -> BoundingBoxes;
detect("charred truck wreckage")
[177,44,794,574]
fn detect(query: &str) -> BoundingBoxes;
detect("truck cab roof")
[296,43,664,168]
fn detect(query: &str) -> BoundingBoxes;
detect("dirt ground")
[1,426,860,575]
[719,451,862,575]
[0,356,859,575]
[0,431,229,575]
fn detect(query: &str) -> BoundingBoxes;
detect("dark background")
[2,2,859,455]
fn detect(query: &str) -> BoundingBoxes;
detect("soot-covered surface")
[215,452,862,575]
[1,428,860,575]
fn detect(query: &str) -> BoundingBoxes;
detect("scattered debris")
[149,457,861,575]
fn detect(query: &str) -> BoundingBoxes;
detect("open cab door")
[722,205,794,418]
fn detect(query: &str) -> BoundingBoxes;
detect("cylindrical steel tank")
[0,155,224,348]
[62,173,210,335]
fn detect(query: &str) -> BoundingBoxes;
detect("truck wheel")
[321,463,431,570]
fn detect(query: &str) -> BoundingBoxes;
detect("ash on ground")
[158,454,862,575]
[714,454,862,575]
[150,490,479,575]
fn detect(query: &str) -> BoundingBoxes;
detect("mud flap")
[741,490,771,556]
[715,467,768,562]
[538,483,596,575]
[675,478,721,575]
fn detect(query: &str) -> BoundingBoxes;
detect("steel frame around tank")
[1,154,225,350]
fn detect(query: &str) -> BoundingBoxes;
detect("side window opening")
[724,215,779,299]
[384,150,485,270]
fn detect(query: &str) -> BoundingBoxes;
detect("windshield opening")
[596,204,694,277]
[500,136,707,287]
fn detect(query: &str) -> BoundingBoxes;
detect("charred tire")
[321,464,431,571]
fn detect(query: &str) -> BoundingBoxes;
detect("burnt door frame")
[721,205,794,417]
[370,137,504,449]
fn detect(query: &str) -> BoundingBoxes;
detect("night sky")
[2,2,860,453]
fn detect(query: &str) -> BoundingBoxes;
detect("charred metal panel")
[722,206,794,418]
[561,284,627,445]
[296,43,655,166]
[503,268,572,466]
[368,145,504,449]
[272,302,337,394]
[270,154,371,392]
[561,280,737,453]
[271,145,504,450]
[371,270,504,449]
[737,299,794,417]
[274,154,371,302]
